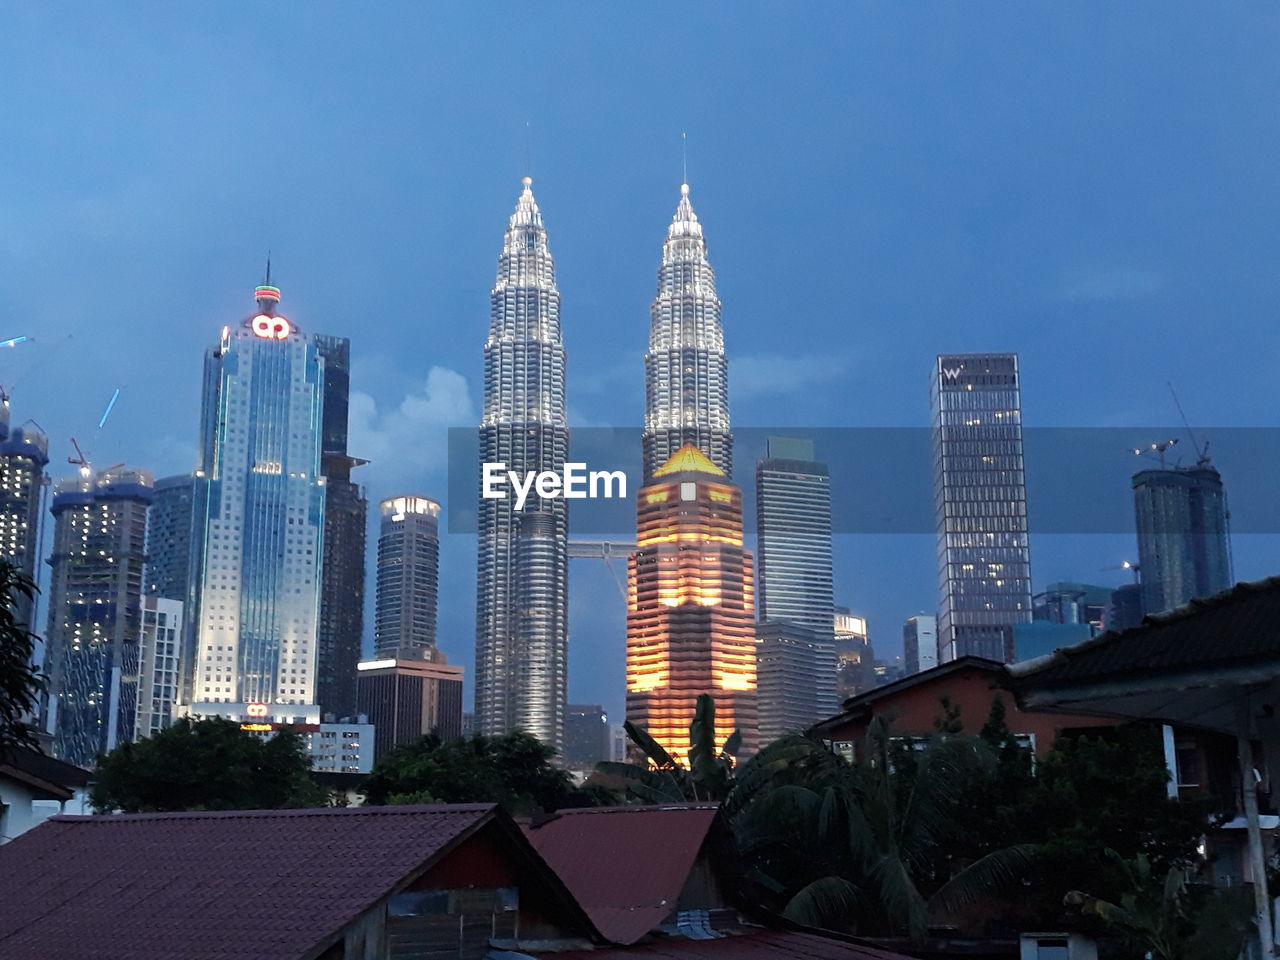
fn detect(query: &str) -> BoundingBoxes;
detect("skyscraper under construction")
[474,178,569,751]
[642,184,732,480]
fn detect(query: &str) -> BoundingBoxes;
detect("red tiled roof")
[524,803,722,945]
[541,929,911,959]
[0,803,496,960]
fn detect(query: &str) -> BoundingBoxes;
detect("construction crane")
[1167,382,1211,466]
[1102,560,1140,584]
[67,437,92,479]
[1133,438,1179,469]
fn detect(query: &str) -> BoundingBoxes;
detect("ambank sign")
[482,462,627,510]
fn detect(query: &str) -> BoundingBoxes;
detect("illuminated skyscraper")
[832,607,873,701]
[627,445,756,762]
[46,468,153,767]
[643,184,731,480]
[375,495,440,659]
[931,353,1032,663]
[0,404,49,629]
[475,178,569,751]
[188,283,327,723]
[1133,464,1231,614]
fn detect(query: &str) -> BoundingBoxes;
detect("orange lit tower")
[626,445,757,762]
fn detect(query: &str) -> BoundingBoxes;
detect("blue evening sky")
[3,3,1277,723]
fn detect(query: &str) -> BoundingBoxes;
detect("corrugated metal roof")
[1012,576,1280,688]
[532,929,912,959]
[524,804,722,945]
[0,803,496,960]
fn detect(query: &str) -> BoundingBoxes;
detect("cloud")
[349,366,476,499]
[1062,266,1164,302]
[730,352,849,401]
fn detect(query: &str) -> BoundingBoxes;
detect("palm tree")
[1072,853,1254,960]
[594,693,741,802]
[732,716,1038,939]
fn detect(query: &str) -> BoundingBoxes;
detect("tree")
[595,693,741,802]
[0,561,43,757]
[1013,724,1221,914]
[1072,852,1254,960]
[732,717,1038,939]
[361,731,582,816]
[92,717,327,812]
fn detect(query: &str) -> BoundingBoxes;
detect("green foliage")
[0,561,43,757]
[362,731,586,816]
[728,716,1221,940]
[1078,853,1254,960]
[91,716,326,812]
[732,717,1039,939]
[602,693,741,803]
[1015,725,1221,912]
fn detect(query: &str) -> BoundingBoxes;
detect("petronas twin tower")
[475,177,731,752]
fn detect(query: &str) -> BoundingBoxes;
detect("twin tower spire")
[474,177,733,751]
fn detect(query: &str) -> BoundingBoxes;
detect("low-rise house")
[0,748,89,843]
[522,803,913,960]
[1010,576,1280,959]
[0,803,595,959]
[810,656,1113,757]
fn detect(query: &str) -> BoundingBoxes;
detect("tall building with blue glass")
[188,283,327,722]
[931,353,1033,663]
[46,468,153,767]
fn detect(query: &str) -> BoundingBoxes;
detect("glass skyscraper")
[1133,464,1230,615]
[475,178,569,751]
[188,283,327,721]
[902,614,938,675]
[375,495,440,659]
[145,473,199,704]
[931,353,1032,663]
[313,334,367,721]
[754,436,837,735]
[643,183,732,480]
[46,468,153,767]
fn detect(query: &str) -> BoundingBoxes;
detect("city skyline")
[4,2,1278,730]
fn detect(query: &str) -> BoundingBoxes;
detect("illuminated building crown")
[651,444,726,478]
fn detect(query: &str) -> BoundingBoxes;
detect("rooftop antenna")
[524,121,533,182]
[681,130,688,187]
[1167,382,1210,465]
[265,252,272,287]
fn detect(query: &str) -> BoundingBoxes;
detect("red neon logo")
[251,314,291,340]
[245,703,269,717]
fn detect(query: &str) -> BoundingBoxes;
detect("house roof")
[1009,577,1280,733]
[0,747,89,802]
[810,657,1005,735]
[0,803,500,960]
[523,803,722,945]
[1011,577,1280,687]
[528,928,911,959]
